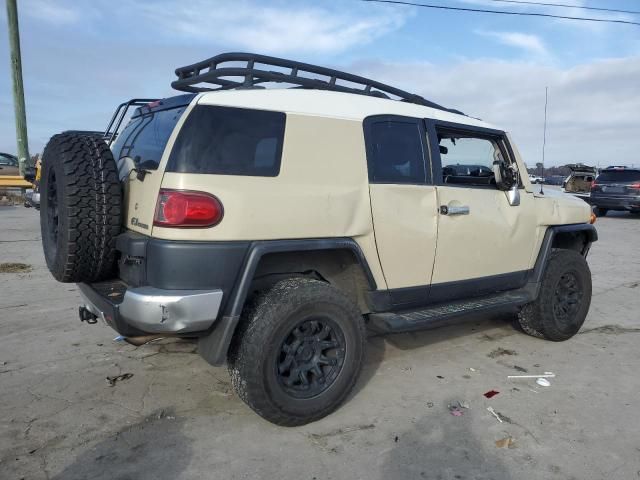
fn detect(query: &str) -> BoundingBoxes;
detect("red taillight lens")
[630,183,640,189]
[154,190,223,228]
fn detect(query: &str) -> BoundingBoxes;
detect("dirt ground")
[1,204,639,480]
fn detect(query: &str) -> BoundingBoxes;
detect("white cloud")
[350,56,640,167]
[134,1,409,55]
[476,30,548,57]
[22,0,81,25]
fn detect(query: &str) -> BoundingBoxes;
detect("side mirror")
[506,184,520,206]
[493,159,517,192]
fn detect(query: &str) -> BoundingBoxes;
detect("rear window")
[166,106,286,176]
[112,106,187,170]
[597,170,640,183]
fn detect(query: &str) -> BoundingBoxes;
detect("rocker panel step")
[368,290,531,333]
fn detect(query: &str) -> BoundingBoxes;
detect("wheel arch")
[529,224,597,287]
[199,238,376,366]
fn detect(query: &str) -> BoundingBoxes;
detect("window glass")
[167,106,286,176]
[596,170,640,183]
[366,120,426,184]
[438,133,502,186]
[112,106,186,170]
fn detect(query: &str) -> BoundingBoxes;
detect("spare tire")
[40,132,122,282]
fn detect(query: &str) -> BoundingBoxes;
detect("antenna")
[540,86,548,195]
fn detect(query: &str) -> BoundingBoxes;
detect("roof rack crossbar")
[171,52,464,115]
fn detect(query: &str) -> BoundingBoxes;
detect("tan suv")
[39,53,597,426]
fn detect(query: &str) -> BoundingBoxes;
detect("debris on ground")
[487,348,517,358]
[394,435,399,442]
[449,405,464,417]
[487,407,503,423]
[426,401,434,408]
[106,373,134,386]
[536,378,551,387]
[458,400,470,409]
[113,335,125,342]
[0,262,32,273]
[469,367,477,372]
[495,437,516,449]
[484,390,500,398]
[507,372,555,379]
[436,375,444,379]
[513,365,528,373]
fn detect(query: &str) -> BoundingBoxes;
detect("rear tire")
[517,249,591,341]
[593,207,608,217]
[227,278,366,426]
[40,132,122,282]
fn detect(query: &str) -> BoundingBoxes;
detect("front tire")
[227,278,366,426]
[593,207,608,217]
[517,249,591,341]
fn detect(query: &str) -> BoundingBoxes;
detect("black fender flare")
[526,223,597,296]
[199,238,376,366]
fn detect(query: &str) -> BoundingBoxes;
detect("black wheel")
[593,207,608,217]
[517,249,591,341]
[40,132,122,282]
[227,278,366,426]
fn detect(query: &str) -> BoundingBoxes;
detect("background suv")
[590,166,640,216]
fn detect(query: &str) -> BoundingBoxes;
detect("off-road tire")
[517,249,591,341]
[227,278,366,426]
[40,132,122,282]
[593,207,608,217]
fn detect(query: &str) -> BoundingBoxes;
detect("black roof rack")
[172,52,464,116]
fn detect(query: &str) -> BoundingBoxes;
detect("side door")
[426,120,537,302]
[364,115,438,309]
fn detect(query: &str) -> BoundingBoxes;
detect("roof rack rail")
[104,98,159,146]
[172,52,464,115]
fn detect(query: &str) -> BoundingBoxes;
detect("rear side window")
[167,106,286,176]
[364,118,427,184]
[596,170,640,182]
[112,106,187,169]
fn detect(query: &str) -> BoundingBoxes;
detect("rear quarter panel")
[154,113,387,288]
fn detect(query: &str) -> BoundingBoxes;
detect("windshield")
[596,170,640,183]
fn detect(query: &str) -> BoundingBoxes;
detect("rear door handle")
[440,205,470,216]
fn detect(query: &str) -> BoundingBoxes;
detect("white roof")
[196,89,498,130]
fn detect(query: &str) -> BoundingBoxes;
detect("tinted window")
[596,170,640,183]
[112,106,186,171]
[366,120,427,184]
[0,154,17,166]
[438,132,503,186]
[167,106,286,176]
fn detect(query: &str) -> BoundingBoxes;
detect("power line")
[361,0,640,26]
[486,0,640,16]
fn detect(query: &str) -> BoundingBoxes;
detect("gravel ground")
[1,204,639,480]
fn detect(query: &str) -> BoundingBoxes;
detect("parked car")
[528,174,543,184]
[0,152,19,176]
[590,166,640,216]
[38,52,597,426]
[562,164,596,202]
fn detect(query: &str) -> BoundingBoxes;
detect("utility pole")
[6,0,30,177]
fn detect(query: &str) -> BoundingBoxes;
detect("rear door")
[364,115,438,308]
[426,120,537,302]
[110,96,193,234]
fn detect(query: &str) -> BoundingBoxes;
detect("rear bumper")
[78,281,223,336]
[590,195,640,211]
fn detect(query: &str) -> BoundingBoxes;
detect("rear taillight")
[629,183,640,189]
[153,189,223,228]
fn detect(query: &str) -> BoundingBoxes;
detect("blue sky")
[1,0,639,167]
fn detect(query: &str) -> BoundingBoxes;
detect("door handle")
[440,205,470,216]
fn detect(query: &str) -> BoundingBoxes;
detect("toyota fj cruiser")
[39,53,597,426]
